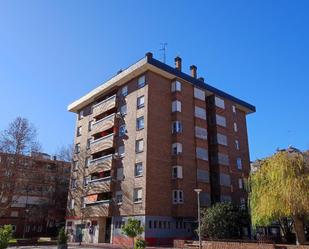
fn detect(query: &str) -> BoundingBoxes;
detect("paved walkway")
[9,244,173,249]
[9,246,119,249]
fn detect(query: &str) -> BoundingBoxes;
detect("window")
[172,143,182,155]
[232,105,236,113]
[10,211,18,217]
[172,121,182,134]
[235,140,239,150]
[87,138,92,149]
[121,85,128,96]
[172,166,183,179]
[138,75,146,88]
[120,104,127,115]
[215,96,225,109]
[237,158,242,170]
[217,133,228,146]
[234,122,238,132]
[118,145,125,156]
[85,157,91,167]
[135,162,143,177]
[218,153,229,166]
[240,198,246,209]
[135,139,144,153]
[73,161,79,171]
[77,126,82,136]
[88,121,93,131]
[194,87,205,100]
[119,125,126,136]
[117,168,124,180]
[196,147,208,161]
[197,169,209,182]
[171,81,181,92]
[133,188,142,203]
[195,126,207,140]
[172,190,184,204]
[172,100,181,112]
[75,143,80,154]
[70,199,75,210]
[220,173,231,187]
[148,220,152,229]
[194,106,206,120]
[71,178,77,189]
[220,195,232,202]
[136,95,145,109]
[116,191,123,205]
[216,114,226,127]
[238,178,243,189]
[136,117,144,130]
[200,193,211,207]
[78,110,84,120]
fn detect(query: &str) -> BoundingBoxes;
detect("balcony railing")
[86,177,112,195]
[85,199,111,206]
[88,154,113,174]
[90,133,114,155]
[91,113,115,136]
[87,176,112,185]
[92,95,116,117]
[83,199,111,217]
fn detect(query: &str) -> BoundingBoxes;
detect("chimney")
[175,56,182,71]
[145,52,153,60]
[198,77,204,82]
[190,65,197,78]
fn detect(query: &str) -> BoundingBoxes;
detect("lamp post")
[194,189,202,249]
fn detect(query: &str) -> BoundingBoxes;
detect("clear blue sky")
[0,0,308,160]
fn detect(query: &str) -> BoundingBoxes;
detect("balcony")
[91,113,115,136]
[92,95,116,118]
[90,134,114,155]
[86,176,112,195]
[83,200,112,217]
[88,154,113,174]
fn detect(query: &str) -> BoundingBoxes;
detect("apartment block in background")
[66,52,255,246]
[0,152,70,237]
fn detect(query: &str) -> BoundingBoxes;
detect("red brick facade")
[0,152,70,238]
[66,52,255,245]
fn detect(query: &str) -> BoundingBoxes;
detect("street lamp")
[194,189,202,249]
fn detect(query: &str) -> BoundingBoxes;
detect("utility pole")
[194,189,202,249]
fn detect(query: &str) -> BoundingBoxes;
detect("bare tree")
[0,117,41,216]
[0,117,41,154]
[54,144,73,162]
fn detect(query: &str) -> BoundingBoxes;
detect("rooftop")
[68,52,256,114]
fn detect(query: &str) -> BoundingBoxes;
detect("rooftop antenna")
[159,43,168,63]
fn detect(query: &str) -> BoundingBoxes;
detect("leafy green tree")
[121,218,144,249]
[249,150,309,245]
[200,202,249,239]
[57,227,68,249]
[0,225,13,249]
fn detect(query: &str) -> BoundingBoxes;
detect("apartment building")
[0,152,70,238]
[66,52,255,246]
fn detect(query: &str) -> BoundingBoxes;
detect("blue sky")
[0,0,308,160]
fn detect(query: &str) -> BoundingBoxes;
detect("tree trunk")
[293,215,306,245]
